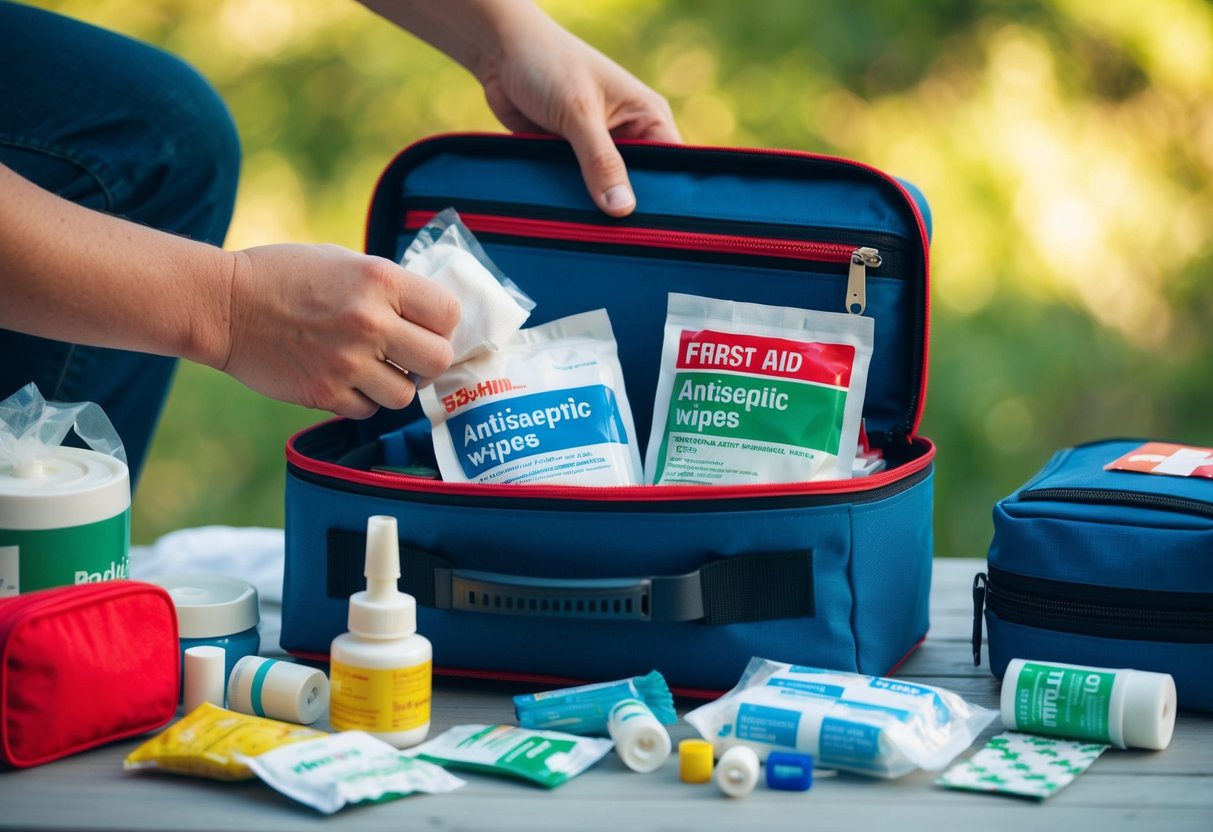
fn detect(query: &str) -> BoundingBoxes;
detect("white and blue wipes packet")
[684,658,996,779]
[418,309,643,486]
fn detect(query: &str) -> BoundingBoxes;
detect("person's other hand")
[478,12,681,217]
[216,244,459,418]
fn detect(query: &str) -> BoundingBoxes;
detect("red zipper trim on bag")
[286,425,935,503]
[403,210,861,265]
[368,132,932,434]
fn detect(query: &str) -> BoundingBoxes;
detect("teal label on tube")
[1013,662,1115,743]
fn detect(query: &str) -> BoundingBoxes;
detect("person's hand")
[476,11,681,216]
[216,244,460,418]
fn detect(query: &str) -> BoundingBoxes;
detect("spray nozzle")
[364,515,402,603]
[347,515,416,638]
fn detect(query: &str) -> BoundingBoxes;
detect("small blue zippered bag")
[974,439,1213,712]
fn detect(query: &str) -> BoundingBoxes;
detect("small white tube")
[716,745,760,798]
[607,698,671,773]
[183,645,226,713]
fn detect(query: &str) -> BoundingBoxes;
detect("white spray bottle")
[328,515,432,748]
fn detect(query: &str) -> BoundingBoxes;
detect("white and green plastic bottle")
[1000,658,1176,750]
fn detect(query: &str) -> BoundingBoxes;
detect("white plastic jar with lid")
[149,574,261,700]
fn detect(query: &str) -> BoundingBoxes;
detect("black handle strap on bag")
[325,529,813,626]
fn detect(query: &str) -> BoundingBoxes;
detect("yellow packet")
[123,702,326,781]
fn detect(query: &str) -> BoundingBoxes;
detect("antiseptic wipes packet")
[418,309,642,486]
[645,293,874,485]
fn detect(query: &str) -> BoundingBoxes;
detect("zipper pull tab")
[846,247,881,315]
[971,572,987,667]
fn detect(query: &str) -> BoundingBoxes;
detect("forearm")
[356,0,553,80]
[0,164,233,368]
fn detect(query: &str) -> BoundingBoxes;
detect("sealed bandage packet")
[419,309,643,486]
[684,658,996,779]
[645,293,874,485]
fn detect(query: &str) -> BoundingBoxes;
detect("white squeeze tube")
[607,698,671,773]
[1000,658,1176,750]
[418,309,643,486]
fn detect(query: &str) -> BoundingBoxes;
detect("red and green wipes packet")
[645,293,874,485]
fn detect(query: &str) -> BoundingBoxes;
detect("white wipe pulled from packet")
[645,293,874,485]
[402,208,534,365]
[684,658,997,779]
[243,731,465,814]
[418,309,643,486]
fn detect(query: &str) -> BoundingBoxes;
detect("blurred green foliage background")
[33,0,1213,556]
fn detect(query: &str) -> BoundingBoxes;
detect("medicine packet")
[514,670,677,736]
[645,293,874,485]
[418,309,643,486]
[405,724,614,788]
[123,702,325,781]
[402,207,534,365]
[243,731,465,814]
[683,658,996,779]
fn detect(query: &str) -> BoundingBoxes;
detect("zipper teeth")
[403,210,858,263]
[285,435,934,504]
[988,583,1212,626]
[1019,487,1213,519]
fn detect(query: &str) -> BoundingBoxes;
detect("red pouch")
[0,580,180,768]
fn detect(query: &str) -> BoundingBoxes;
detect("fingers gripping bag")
[418,309,643,486]
[645,293,875,485]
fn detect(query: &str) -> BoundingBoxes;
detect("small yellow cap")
[679,739,715,783]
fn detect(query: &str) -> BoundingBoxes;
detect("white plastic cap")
[151,574,259,638]
[716,745,760,798]
[348,516,416,638]
[1121,669,1177,751]
[183,645,226,713]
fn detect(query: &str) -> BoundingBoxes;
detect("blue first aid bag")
[281,134,935,693]
[975,439,1213,712]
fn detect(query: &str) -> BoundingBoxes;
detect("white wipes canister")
[0,446,130,597]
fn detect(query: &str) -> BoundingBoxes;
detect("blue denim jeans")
[0,1,240,487]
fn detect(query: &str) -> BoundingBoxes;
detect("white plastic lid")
[0,447,129,530]
[183,645,227,713]
[716,745,760,798]
[348,589,416,638]
[1121,669,1177,751]
[150,574,260,638]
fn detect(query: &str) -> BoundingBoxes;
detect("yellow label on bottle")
[329,659,432,733]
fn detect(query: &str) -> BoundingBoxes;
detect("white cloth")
[403,244,530,365]
[130,526,286,656]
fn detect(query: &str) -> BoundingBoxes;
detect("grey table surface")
[1,557,1209,831]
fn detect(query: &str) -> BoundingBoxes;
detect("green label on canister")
[0,510,130,596]
[1013,662,1116,743]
